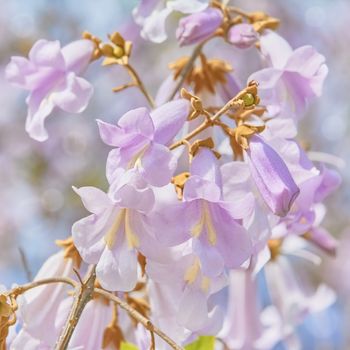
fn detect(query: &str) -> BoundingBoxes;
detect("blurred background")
[0,0,349,349]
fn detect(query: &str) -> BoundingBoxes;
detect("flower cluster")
[2,1,341,349]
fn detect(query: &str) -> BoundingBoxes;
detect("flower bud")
[246,135,299,216]
[176,8,223,46]
[228,23,258,49]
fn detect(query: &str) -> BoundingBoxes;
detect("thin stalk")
[95,288,184,350]
[125,64,156,108]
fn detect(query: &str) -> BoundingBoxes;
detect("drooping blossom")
[133,0,209,43]
[5,39,94,141]
[249,30,328,119]
[17,249,78,346]
[72,170,171,291]
[176,8,223,46]
[228,23,259,49]
[152,148,253,273]
[220,269,282,350]
[147,244,226,334]
[264,240,336,340]
[97,99,189,187]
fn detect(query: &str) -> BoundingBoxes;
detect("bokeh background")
[0,0,349,349]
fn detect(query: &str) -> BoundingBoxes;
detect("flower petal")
[97,241,138,291]
[61,39,94,74]
[177,287,208,331]
[151,99,189,145]
[168,0,209,13]
[259,30,293,69]
[72,186,111,214]
[140,142,177,186]
[51,73,93,114]
[141,7,172,43]
[25,88,55,142]
[246,136,300,216]
[29,39,65,69]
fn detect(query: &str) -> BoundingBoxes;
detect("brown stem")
[125,64,156,108]
[94,288,184,350]
[166,43,204,102]
[228,6,251,19]
[55,266,96,350]
[169,83,254,150]
[9,277,77,296]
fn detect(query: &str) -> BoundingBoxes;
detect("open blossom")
[72,170,167,291]
[147,245,226,333]
[228,23,259,49]
[133,0,209,43]
[5,39,94,141]
[249,31,328,119]
[176,8,223,46]
[153,148,253,273]
[98,99,189,187]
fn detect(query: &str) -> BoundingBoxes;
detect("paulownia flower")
[220,269,282,350]
[152,148,253,274]
[13,237,84,347]
[97,99,189,187]
[5,39,94,141]
[249,30,328,119]
[147,246,226,333]
[72,170,166,291]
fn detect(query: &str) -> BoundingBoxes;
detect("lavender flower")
[5,39,94,141]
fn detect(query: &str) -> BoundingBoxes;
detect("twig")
[9,277,77,296]
[125,64,155,108]
[150,330,155,350]
[94,288,184,350]
[55,266,96,350]
[169,83,256,150]
[18,247,32,282]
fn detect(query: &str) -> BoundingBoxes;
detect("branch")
[166,42,204,102]
[9,277,77,296]
[55,266,96,350]
[94,288,184,350]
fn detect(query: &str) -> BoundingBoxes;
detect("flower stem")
[166,42,204,102]
[125,64,156,108]
[94,288,184,350]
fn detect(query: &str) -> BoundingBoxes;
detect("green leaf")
[120,342,139,350]
[185,336,215,350]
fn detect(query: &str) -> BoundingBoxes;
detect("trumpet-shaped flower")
[97,99,189,187]
[5,39,94,141]
[152,148,252,274]
[249,30,328,119]
[72,170,166,291]
[147,245,226,333]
